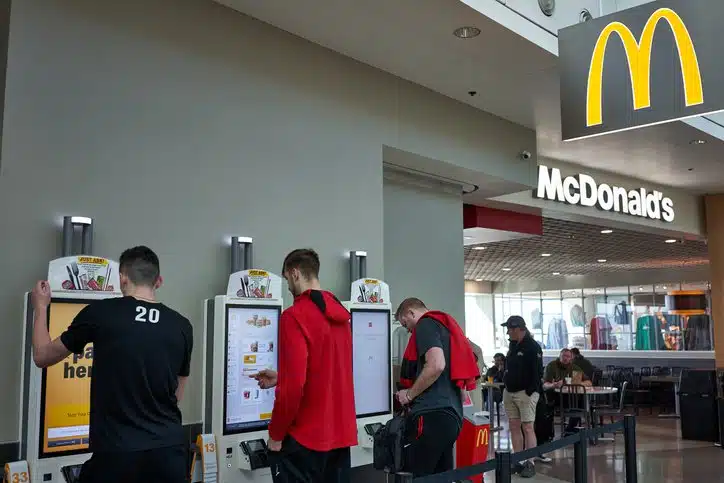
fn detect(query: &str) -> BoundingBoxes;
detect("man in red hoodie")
[253,248,357,483]
[395,297,480,477]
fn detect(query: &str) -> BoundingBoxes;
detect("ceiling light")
[472,246,486,250]
[638,286,644,291]
[596,289,601,293]
[552,272,560,275]
[665,239,677,243]
[541,253,551,257]
[453,26,481,39]
[538,0,555,17]
[662,286,667,290]
[475,278,483,282]
[502,268,511,271]
[597,259,607,263]
[600,229,613,234]
[690,139,706,145]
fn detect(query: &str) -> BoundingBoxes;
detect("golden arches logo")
[586,7,703,127]
[476,428,489,447]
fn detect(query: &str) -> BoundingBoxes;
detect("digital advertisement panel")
[351,309,391,417]
[40,300,92,457]
[224,305,280,434]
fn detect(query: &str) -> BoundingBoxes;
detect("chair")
[559,384,591,436]
[593,381,631,439]
[628,374,653,415]
[640,367,652,377]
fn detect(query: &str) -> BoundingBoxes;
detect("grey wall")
[383,173,465,329]
[0,0,535,443]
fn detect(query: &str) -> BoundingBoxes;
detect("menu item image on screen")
[224,305,280,434]
[40,300,92,457]
[351,309,391,417]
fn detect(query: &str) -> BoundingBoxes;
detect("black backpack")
[373,412,408,473]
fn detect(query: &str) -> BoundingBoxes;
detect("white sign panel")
[534,165,675,223]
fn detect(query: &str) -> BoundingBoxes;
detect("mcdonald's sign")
[475,427,489,448]
[559,0,724,141]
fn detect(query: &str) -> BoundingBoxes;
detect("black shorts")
[268,436,351,483]
[78,444,187,483]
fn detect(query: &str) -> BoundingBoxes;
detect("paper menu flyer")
[226,269,283,301]
[351,278,390,304]
[47,256,121,293]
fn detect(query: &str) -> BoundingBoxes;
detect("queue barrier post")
[394,471,413,483]
[494,450,512,483]
[573,430,588,483]
[624,415,638,483]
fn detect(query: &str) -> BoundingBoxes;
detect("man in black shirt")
[395,298,469,477]
[31,246,194,483]
[502,316,543,478]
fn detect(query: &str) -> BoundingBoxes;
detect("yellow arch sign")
[476,427,489,447]
[586,7,703,127]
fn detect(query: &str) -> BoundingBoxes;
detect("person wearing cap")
[501,316,543,478]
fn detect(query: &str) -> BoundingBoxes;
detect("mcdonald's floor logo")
[558,0,724,141]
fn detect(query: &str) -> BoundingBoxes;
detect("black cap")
[502,315,526,329]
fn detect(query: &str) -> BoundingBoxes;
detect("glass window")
[465,294,496,360]
[540,291,562,350]
[521,291,543,343]
[562,289,584,349]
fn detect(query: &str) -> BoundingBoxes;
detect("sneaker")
[535,454,553,464]
[519,460,536,478]
[512,462,525,474]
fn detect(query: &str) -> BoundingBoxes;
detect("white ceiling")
[214,0,724,192]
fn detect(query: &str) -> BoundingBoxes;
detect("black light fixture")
[539,0,555,16]
[453,26,481,39]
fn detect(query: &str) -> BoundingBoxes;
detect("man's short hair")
[282,248,320,280]
[119,246,160,287]
[394,297,427,320]
[570,347,581,356]
[493,353,506,360]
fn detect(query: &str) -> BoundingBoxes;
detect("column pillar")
[705,195,724,368]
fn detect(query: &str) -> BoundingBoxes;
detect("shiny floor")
[353,415,722,482]
[488,416,718,482]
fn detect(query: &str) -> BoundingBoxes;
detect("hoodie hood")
[300,289,350,324]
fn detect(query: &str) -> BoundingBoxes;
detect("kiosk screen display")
[39,299,92,457]
[351,308,391,417]
[224,304,280,434]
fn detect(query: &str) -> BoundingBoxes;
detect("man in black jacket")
[502,316,543,478]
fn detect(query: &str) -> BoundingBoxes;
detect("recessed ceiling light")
[502,268,512,271]
[473,246,486,250]
[690,139,706,145]
[595,289,601,293]
[552,272,560,275]
[597,259,607,263]
[638,286,644,291]
[475,278,483,282]
[662,286,667,290]
[453,26,481,39]
[541,253,552,257]
[600,229,613,234]
[665,239,677,243]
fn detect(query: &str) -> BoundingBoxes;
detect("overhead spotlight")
[638,286,644,291]
[552,272,561,275]
[597,259,607,263]
[453,26,481,39]
[541,253,552,257]
[689,139,706,145]
[665,239,678,244]
[475,278,483,282]
[502,268,512,271]
[600,229,613,234]
[473,246,486,251]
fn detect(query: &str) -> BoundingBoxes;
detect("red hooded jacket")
[268,290,358,451]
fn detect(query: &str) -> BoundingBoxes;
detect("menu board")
[40,300,92,457]
[224,305,280,434]
[351,309,391,417]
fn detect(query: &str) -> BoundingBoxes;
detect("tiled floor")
[353,415,722,482]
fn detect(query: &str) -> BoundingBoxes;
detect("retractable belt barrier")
[390,415,638,483]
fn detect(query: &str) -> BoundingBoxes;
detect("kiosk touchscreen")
[343,278,394,468]
[17,256,122,483]
[201,269,283,483]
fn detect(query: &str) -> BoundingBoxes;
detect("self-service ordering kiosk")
[197,237,283,483]
[343,251,394,468]
[8,217,122,483]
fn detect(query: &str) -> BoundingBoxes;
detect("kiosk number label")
[135,306,160,324]
[204,443,216,453]
[11,472,29,483]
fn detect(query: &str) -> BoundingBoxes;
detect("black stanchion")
[624,415,638,483]
[494,450,512,483]
[573,430,588,483]
[395,472,413,483]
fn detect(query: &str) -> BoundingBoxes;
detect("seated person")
[570,348,595,381]
[483,353,505,407]
[542,348,592,436]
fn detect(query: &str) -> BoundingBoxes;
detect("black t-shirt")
[59,296,193,452]
[503,334,543,395]
[410,317,463,426]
